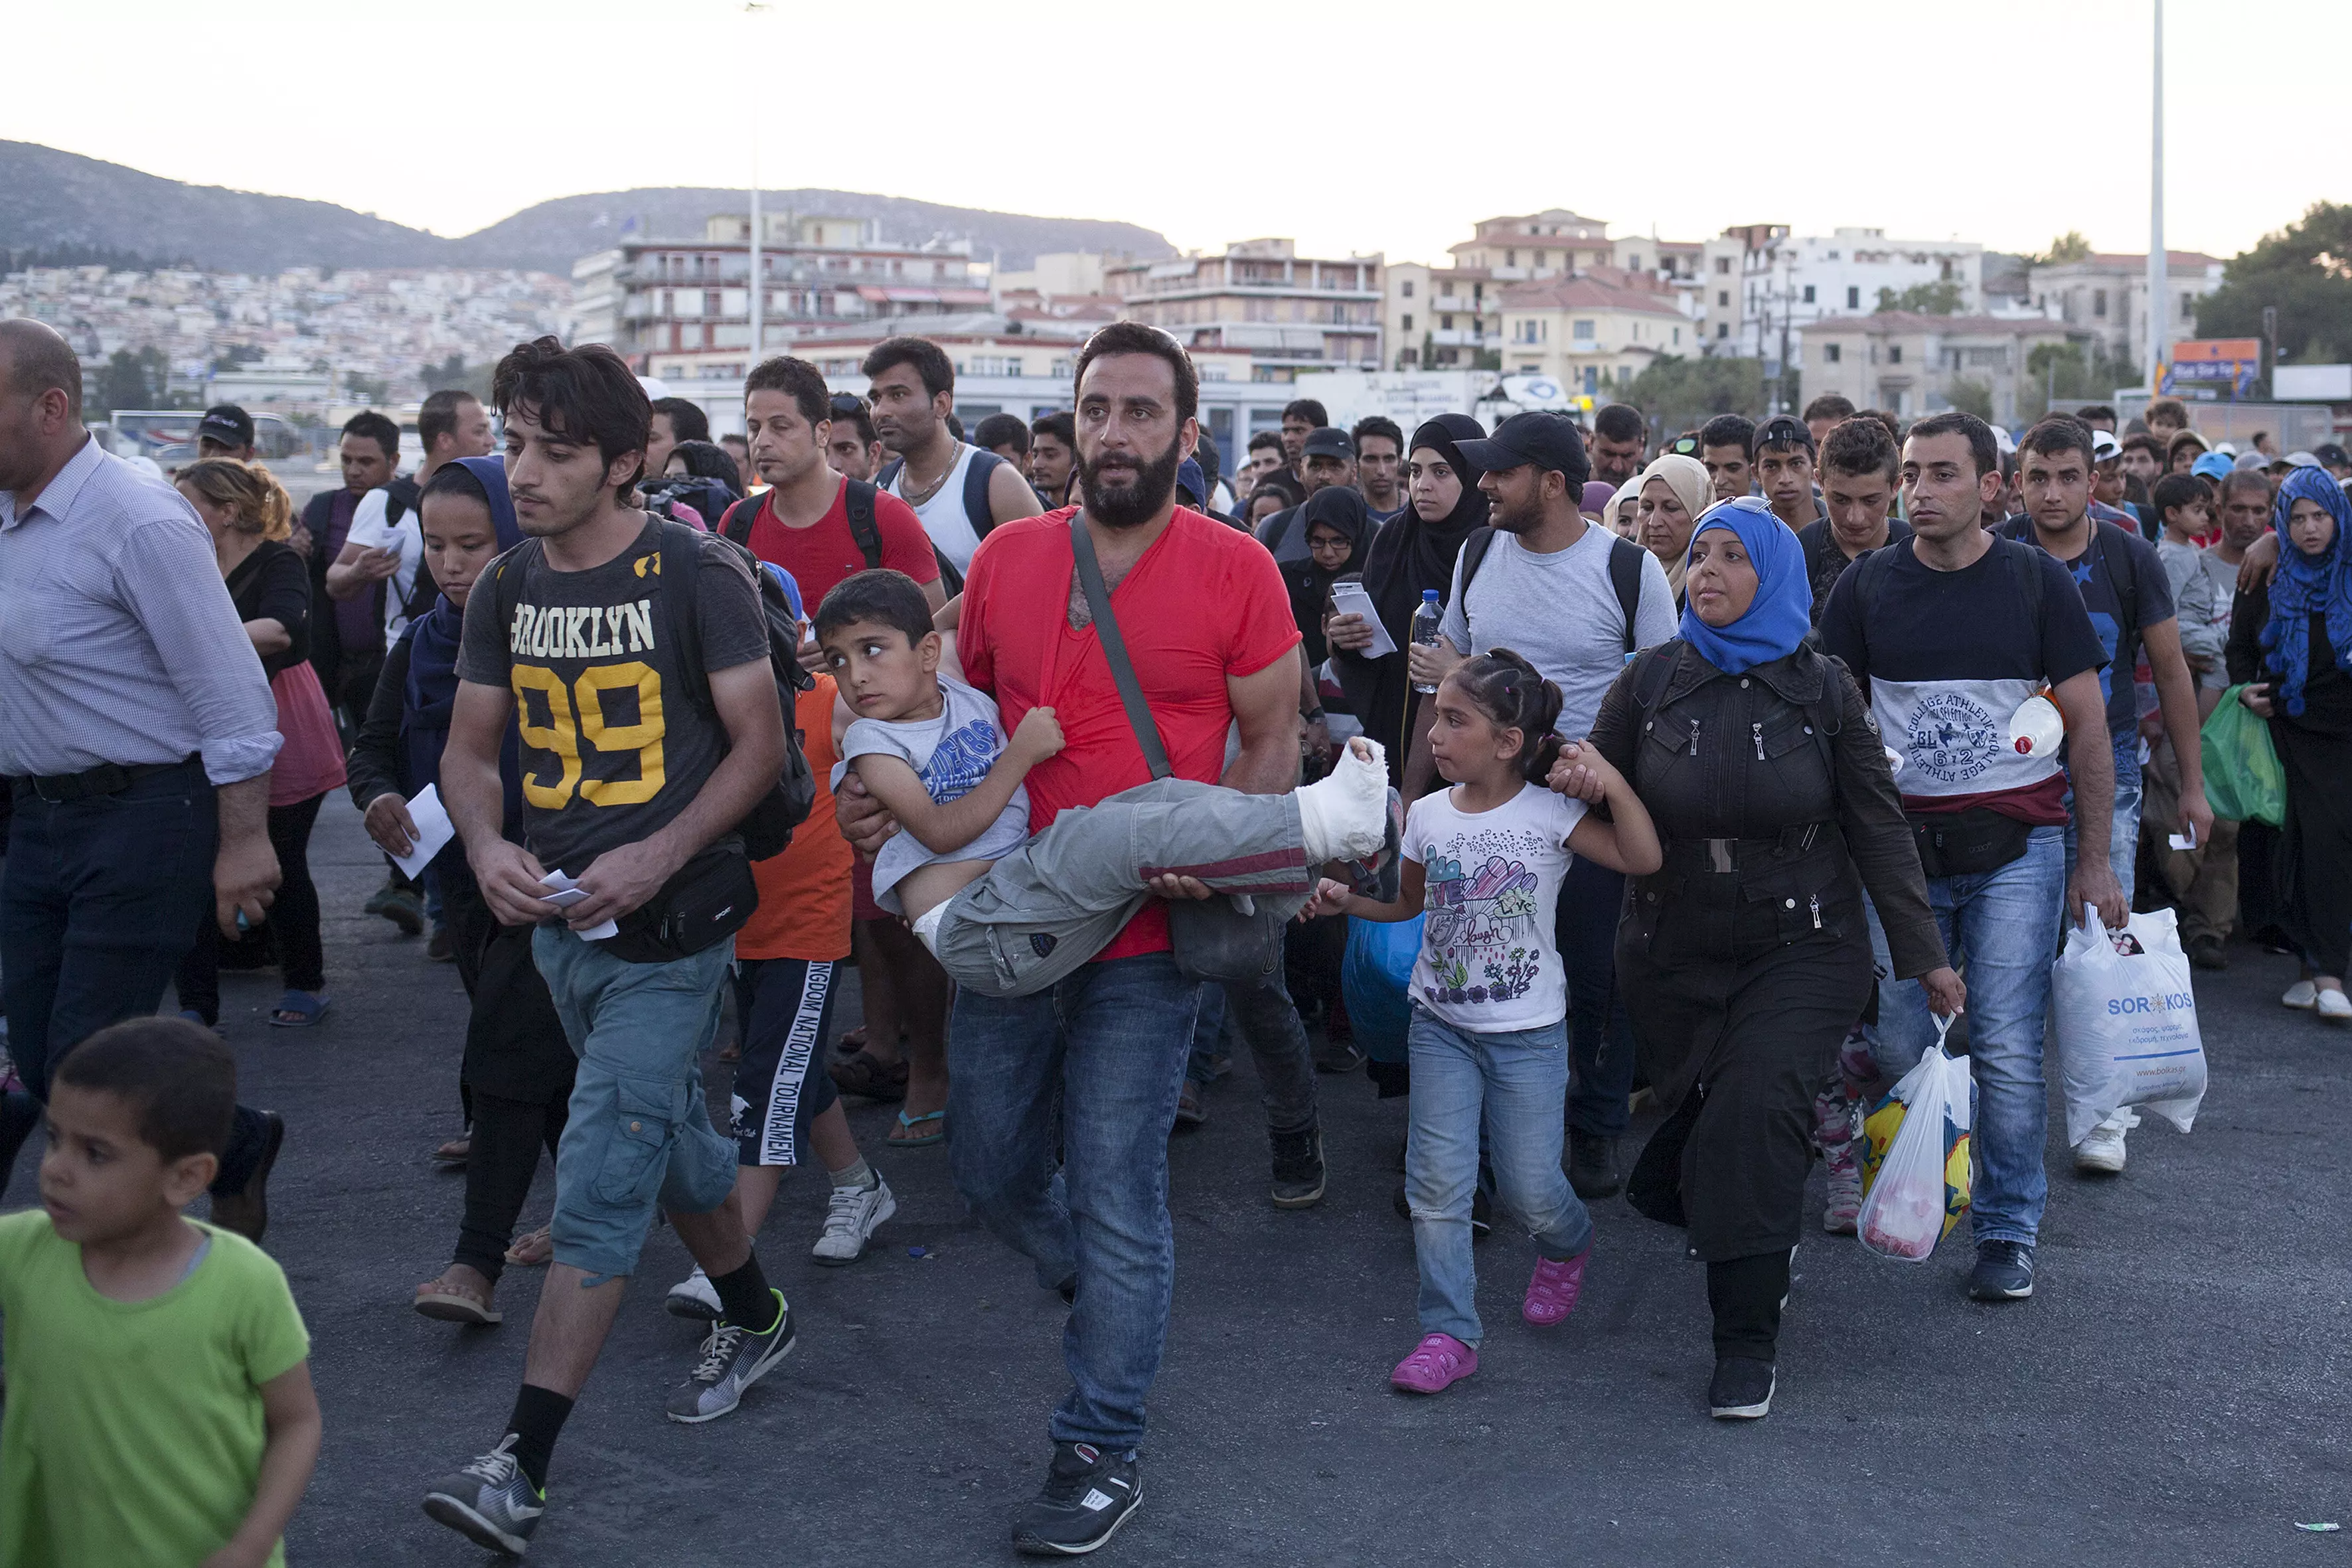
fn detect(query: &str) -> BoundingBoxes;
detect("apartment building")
[1699,227,1985,374]
[1386,261,1501,370]
[1798,312,2084,426]
[569,210,986,370]
[1108,238,1381,382]
[1496,277,1696,398]
[2023,250,2225,366]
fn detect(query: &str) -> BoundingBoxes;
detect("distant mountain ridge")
[0,141,1172,276]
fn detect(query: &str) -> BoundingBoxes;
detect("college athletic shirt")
[1819,534,2106,825]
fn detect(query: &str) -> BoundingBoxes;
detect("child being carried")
[819,569,1397,998]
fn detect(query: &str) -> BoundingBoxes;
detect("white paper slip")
[2169,825,2199,852]
[389,785,455,880]
[540,870,619,941]
[1326,581,1397,658]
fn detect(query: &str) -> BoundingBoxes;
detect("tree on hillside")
[92,347,170,415]
[1622,354,1766,437]
[1877,281,1964,315]
[2029,232,2094,266]
[2019,341,2142,424]
[2195,201,2352,367]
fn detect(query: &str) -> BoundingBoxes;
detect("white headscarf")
[1635,453,1713,603]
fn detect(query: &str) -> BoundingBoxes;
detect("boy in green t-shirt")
[0,1018,320,1568]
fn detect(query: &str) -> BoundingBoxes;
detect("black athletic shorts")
[728,958,841,1166]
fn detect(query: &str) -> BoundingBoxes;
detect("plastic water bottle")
[1410,589,1443,693]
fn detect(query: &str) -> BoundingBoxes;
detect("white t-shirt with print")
[1403,781,1587,1033]
[343,483,424,641]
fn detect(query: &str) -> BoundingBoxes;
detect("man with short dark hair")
[424,337,793,1555]
[1257,428,1355,565]
[1589,402,1647,487]
[195,404,256,461]
[301,410,401,726]
[1281,398,1327,476]
[1699,413,1757,503]
[973,412,1031,466]
[864,336,1039,574]
[0,317,286,1238]
[720,431,752,480]
[1352,414,1407,519]
[1750,414,1821,532]
[1407,412,1676,1198]
[823,393,882,482]
[1028,412,1076,507]
[1800,415,1911,623]
[1821,410,2120,1303]
[2076,404,2118,433]
[1243,429,1286,489]
[646,396,710,478]
[841,320,1304,1555]
[1801,393,1857,449]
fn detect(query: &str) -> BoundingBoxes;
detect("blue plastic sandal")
[268,990,330,1028]
[890,1110,945,1147]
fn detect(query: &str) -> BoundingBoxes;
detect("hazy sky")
[7,0,2343,267]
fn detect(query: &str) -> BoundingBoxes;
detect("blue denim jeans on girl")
[1404,1008,1595,1346]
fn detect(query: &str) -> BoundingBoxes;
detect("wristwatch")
[1303,707,1327,724]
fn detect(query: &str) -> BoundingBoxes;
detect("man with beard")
[1403,412,1674,1200]
[1589,402,1648,488]
[865,336,1040,576]
[836,321,1301,1556]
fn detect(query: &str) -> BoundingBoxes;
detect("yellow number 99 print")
[511,661,667,809]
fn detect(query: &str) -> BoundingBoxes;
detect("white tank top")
[888,440,984,572]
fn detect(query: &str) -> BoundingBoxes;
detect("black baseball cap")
[197,404,254,449]
[1750,414,1815,458]
[2315,442,2351,469]
[1456,411,1591,486]
[1302,427,1354,460]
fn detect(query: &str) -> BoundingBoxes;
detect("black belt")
[1662,822,1837,874]
[15,756,200,805]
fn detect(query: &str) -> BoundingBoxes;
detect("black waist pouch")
[1906,806,2032,880]
[600,841,759,965]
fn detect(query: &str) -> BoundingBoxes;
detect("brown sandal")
[828,1048,909,1101]
[414,1271,501,1324]
[433,1136,471,1168]
[503,1225,553,1267]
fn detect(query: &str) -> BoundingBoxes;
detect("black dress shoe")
[1568,1131,1623,1200]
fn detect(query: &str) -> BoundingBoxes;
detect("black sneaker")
[423,1435,545,1556]
[1012,1440,1143,1556]
[664,1289,796,1423]
[1967,1240,2035,1301]
[1269,1124,1326,1209]
[1567,1131,1622,1200]
[1707,1356,1776,1420]
[208,1110,284,1243]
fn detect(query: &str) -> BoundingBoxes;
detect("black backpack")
[489,519,815,861]
[724,479,971,599]
[641,474,741,532]
[1455,526,1649,653]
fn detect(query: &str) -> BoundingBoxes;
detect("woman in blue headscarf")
[345,455,580,1325]
[2228,466,2352,1018]
[1584,496,1958,1421]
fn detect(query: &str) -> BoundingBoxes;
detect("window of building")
[2093,288,2108,318]
[1826,343,1842,363]
[1627,254,1642,271]
[1572,319,1594,340]
[704,290,722,317]
[1717,323,1729,339]
[1716,256,1732,275]
[1401,313,1413,333]
[1672,327,1681,346]
[1401,280,1414,297]
[1802,284,1816,303]
[1889,345,1903,364]
[1506,249,1518,266]
[2181,293,2195,321]
[1400,347,1418,365]
[1519,362,1541,373]
[1718,290,1730,307]
[1847,285,1860,309]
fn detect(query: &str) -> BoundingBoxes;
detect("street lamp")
[746,2,771,363]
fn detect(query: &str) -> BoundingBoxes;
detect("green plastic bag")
[2200,684,2285,826]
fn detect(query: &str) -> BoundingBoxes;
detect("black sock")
[710,1253,778,1332]
[504,1383,572,1492]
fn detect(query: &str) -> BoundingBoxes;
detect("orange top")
[737,675,853,962]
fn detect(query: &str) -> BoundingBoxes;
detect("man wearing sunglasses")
[824,393,885,483]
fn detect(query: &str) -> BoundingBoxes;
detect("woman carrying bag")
[1584,497,1962,1421]
[2227,467,2352,1020]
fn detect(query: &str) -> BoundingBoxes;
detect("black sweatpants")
[176,791,328,1020]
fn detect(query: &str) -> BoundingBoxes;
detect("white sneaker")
[2283,979,2319,1010]
[811,1176,897,1267]
[2073,1109,2137,1174]
[2319,988,2352,1022]
[665,1264,722,1321]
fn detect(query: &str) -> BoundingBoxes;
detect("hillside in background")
[0,142,1173,276]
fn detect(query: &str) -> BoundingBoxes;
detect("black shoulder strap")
[720,491,759,548]
[1607,534,1644,654]
[1456,526,1497,607]
[876,456,904,490]
[1069,512,1171,779]
[1626,641,1678,728]
[843,479,883,569]
[657,520,711,713]
[1994,534,2047,632]
[2090,521,2135,639]
[964,447,1003,539]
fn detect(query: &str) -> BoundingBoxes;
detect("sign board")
[2273,364,2352,402]
[1286,370,1502,433]
[2160,337,2262,399]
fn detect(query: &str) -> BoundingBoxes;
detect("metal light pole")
[746,3,771,364]
[2146,0,2167,392]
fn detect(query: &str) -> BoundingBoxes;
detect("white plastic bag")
[1857,1019,1973,1263]
[2051,904,2208,1146]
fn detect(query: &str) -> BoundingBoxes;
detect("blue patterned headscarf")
[1678,497,1812,676]
[2258,467,2352,716]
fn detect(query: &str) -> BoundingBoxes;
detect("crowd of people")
[0,300,2345,1562]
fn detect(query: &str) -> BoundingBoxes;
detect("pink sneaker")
[1391,1332,1477,1394]
[1522,1249,1590,1326]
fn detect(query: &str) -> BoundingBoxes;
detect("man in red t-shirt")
[732,354,953,1143]
[839,323,1300,1555]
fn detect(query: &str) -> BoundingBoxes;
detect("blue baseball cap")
[1176,457,1208,508]
[2190,451,2236,482]
[759,560,805,621]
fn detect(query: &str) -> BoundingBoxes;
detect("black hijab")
[1360,413,1488,651]
[1285,485,1372,659]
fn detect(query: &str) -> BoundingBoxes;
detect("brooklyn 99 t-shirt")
[458,516,769,875]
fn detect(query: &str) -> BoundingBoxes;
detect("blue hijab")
[403,456,524,817]
[2259,466,2352,716]
[1678,496,1812,676]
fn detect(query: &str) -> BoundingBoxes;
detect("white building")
[2023,250,2225,368]
[1699,226,1985,378]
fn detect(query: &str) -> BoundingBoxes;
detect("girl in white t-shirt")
[1306,649,1660,1395]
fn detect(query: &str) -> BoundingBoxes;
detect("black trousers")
[175,792,328,1020]
[453,1088,569,1283]
[0,765,275,1194]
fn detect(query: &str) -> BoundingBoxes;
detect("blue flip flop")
[268,990,330,1028]
[890,1110,946,1147]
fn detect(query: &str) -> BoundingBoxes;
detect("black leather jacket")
[1589,641,1946,980]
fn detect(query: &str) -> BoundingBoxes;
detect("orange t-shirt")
[737,675,853,962]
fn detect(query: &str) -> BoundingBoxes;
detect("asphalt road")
[24,793,2347,1566]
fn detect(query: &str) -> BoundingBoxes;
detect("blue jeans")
[1404,1008,1595,1346]
[532,926,738,1283]
[1558,857,1636,1137]
[947,952,1200,1451]
[1868,826,2066,1247]
[2063,733,2143,907]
